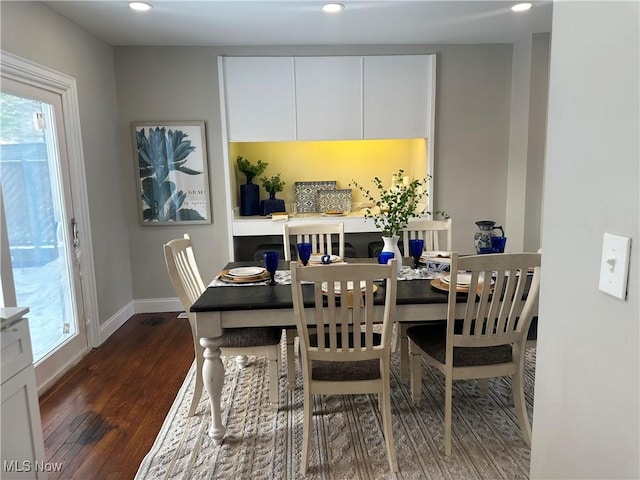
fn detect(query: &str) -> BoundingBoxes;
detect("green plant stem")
[351,170,432,237]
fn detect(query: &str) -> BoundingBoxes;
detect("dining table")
[190,257,460,444]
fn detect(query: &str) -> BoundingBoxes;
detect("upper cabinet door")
[363,55,435,139]
[295,57,363,141]
[222,57,296,141]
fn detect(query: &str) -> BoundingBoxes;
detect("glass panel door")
[0,85,87,366]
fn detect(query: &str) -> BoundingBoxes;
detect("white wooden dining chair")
[163,234,282,415]
[399,217,453,380]
[290,260,399,474]
[401,217,452,255]
[281,222,346,389]
[407,252,541,455]
[282,222,345,260]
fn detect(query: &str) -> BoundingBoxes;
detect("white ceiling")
[42,1,553,47]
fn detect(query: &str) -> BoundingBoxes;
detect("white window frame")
[0,51,100,348]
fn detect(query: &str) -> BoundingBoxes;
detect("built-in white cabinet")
[295,56,363,140]
[222,56,296,141]
[363,55,435,139]
[1,308,47,480]
[220,54,436,259]
[220,54,435,141]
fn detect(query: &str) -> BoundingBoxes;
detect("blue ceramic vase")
[261,192,285,216]
[240,179,260,216]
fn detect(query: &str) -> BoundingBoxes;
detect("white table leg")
[200,336,226,444]
[235,355,248,368]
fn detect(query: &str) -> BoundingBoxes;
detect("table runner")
[208,265,446,288]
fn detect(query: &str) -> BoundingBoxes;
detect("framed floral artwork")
[132,121,211,225]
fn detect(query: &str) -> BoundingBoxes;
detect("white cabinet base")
[1,311,48,480]
[1,368,48,479]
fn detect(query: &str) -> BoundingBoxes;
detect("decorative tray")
[295,181,336,213]
[316,188,352,213]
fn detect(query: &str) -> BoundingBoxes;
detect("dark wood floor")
[39,312,194,480]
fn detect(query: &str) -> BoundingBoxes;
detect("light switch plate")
[598,233,631,300]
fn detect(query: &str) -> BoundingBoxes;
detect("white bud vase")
[381,235,403,276]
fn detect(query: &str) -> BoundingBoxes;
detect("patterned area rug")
[136,347,535,480]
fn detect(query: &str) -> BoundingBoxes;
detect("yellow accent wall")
[229,139,428,209]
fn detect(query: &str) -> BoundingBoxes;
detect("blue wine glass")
[263,251,279,285]
[296,242,312,266]
[409,238,424,269]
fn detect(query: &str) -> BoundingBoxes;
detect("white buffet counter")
[232,211,379,236]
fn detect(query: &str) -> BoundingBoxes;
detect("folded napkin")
[271,214,288,222]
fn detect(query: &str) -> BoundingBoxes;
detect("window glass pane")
[0,92,77,362]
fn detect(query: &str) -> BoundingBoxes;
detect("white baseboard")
[98,297,183,345]
[99,300,135,344]
[134,297,182,314]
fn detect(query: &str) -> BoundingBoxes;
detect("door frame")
[1,51,100,384]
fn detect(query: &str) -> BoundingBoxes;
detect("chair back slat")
[448,253,541,350]
[284,223,345,260]
[313,286,326,349]
[500,270,525,333]
[163,234,205,311]
[291,261,397,362]
[402,218,452,255]
[484,271,506,335]
[471,271,490,337]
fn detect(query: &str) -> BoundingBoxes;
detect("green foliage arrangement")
[236,156,268,182]
[351,170,431,237]
[261,174,285,194]
[136,127,205,222]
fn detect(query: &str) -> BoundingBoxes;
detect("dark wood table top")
[191,260,450,313]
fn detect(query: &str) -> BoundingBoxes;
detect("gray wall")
[114,47,226,300]
[7,1,639,478]
[114,43,516,299]
[530,2,639,478]
[507,33,549,253]
[0,2,134,325]
[433,44,514,251]
[523,33,549,252]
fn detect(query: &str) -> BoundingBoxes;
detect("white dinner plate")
[420,255,452,265]
[321,280,367,294]
[422,250,451,258]
[227,266,266,277]
[442,272,473,286]
[442,272,494,287]
[321,212,346,217]
[310,254,341,263]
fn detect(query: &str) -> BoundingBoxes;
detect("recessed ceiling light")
[511,3,533,12]
[129,2,153,12]
[322,3,345,14]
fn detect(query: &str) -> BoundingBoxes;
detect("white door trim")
[1,50,100,349]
